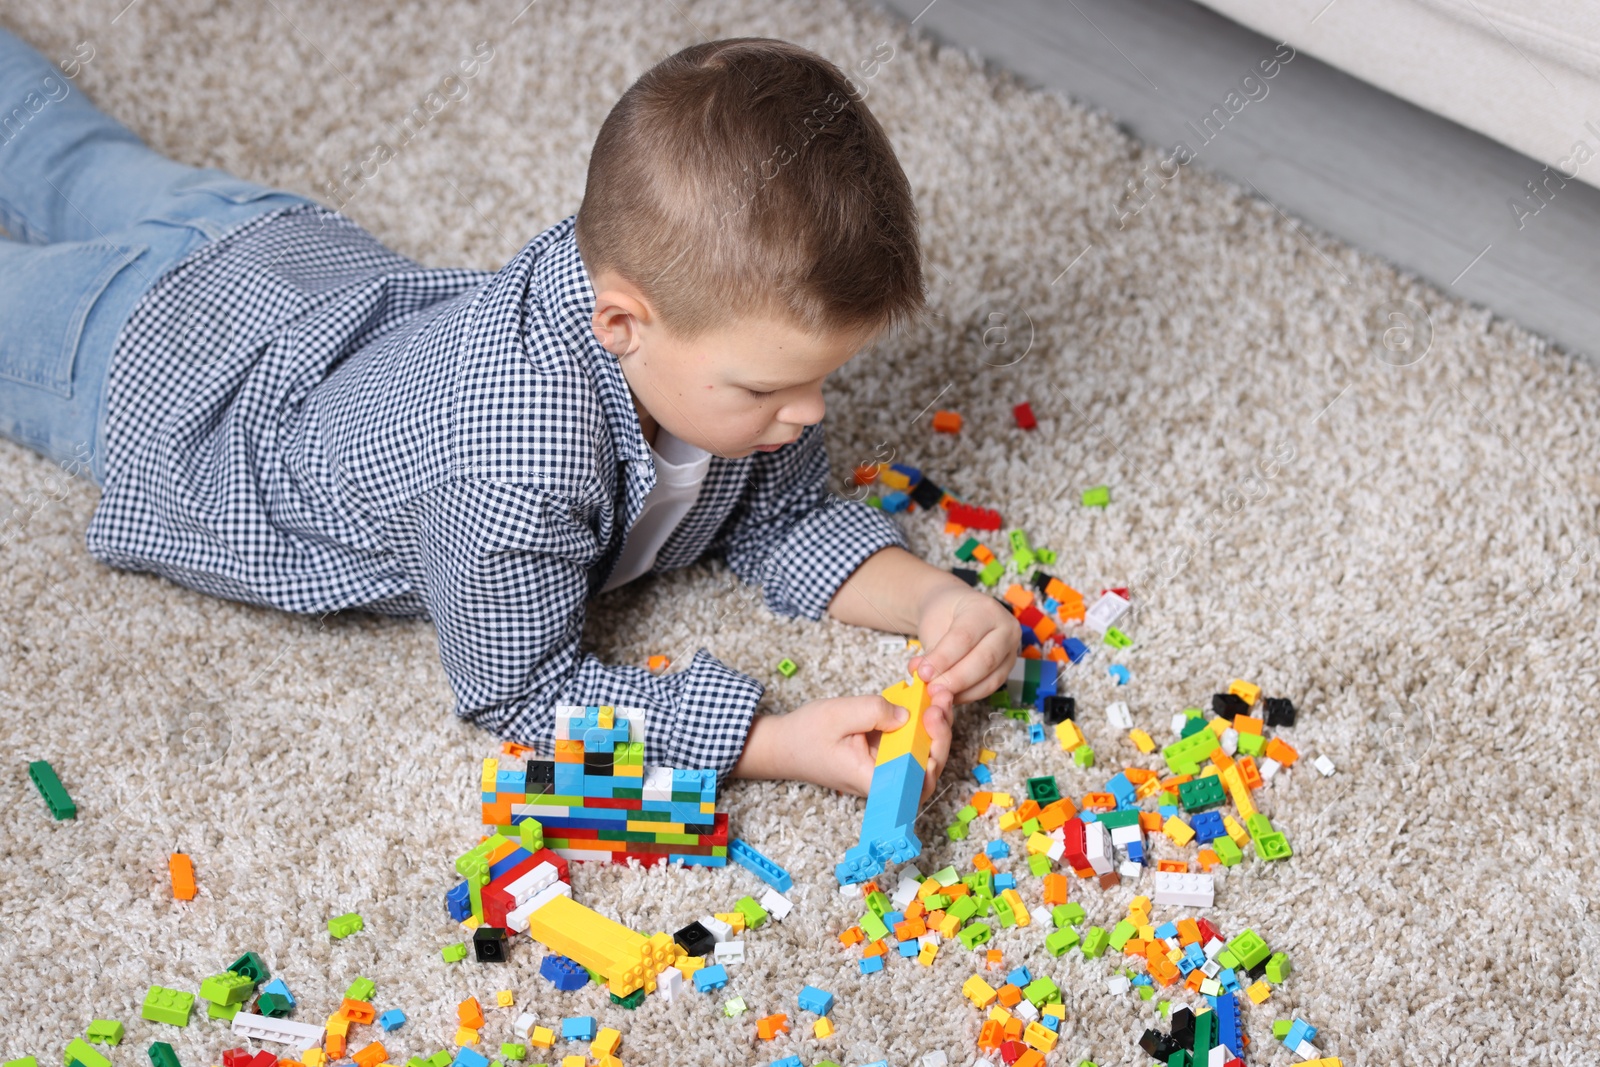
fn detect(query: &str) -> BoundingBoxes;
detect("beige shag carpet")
[4,2,1599,1065]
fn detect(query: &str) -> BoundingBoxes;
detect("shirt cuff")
[757,498,910,620]
[644,649,764,787]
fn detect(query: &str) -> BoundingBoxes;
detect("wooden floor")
[878,0,1600,362]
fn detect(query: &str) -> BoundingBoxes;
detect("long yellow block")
[875,676,933,768]
[524,895,666,996]
[1221,764,1256,819]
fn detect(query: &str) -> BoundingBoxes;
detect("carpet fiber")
[3,2,1599,1065]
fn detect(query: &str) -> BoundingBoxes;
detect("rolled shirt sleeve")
[716,422,910,619]
[411,478,763,781]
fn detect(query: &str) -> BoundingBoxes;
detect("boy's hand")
[909,582,1021,703]
[731,690,953,803]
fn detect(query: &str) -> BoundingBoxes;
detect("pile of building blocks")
[478,705,728,869]
[836,676,936,885]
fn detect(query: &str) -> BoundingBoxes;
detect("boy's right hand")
[731,690,954,802]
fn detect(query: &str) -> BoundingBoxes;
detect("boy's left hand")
[909,581,1020,703]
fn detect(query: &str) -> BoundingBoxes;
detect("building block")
[147,1044,178,1067]
[693,964,729,993]
[836,676,932,884]
[64,1040,110,1067]
[776,658,798,678]
[28,760,75,820]
[85,1021,123,1046]
[797,986,835,1016]
[539,954,589,991]
[168,854,196,901]
[1013,402,1037,429]
[523,895,671,998]
[141,987,194,1027]
[231,1012,324,1046]
[328,913,364,939]
[1081,485,1110,507]
[729,839,793,892]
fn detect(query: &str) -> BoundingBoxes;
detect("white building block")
[1012,999,1039,1022]
[1313,754,1337,777]
[919,1053,949,1067]
[1110,823,1143,848]
[1260,757,1282,782]
[1030,905,1054,927]
[759,887,793,922]
[1118,859,1144,879]
[231,1013,324,1045]
[1151,870,1215,908]
[892,873,923,909]
[513,1013,538,1039]
[1106,701,1133,729]
[1084,819,1113,875]
[1105,975,1131,995]
[657,966,686,1004]
[1172,712,1190,736]
[700,915,733,943]
[1203,937,1226,959]
[1220,728,1239,756]
[836,881,862,899]
[1083,591,1130,633]
[506,879,571,932]
[713,940,744,964]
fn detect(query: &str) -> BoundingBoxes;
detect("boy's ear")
[590,271,654,358]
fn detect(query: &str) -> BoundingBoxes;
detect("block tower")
[835,677,934,885]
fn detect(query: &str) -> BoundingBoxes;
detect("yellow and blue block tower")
[835,676,933,885]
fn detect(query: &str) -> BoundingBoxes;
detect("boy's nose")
[781,389,826,427]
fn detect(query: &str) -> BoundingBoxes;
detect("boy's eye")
[745,388,774,399]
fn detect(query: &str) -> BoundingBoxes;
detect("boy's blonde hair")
[575,37,925,343]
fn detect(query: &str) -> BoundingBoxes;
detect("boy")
[0,31,1019,798]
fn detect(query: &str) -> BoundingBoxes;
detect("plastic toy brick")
[734,895,769,930]
[458,997,485,1029]
[1265,951,1292,982]
[147,1044,179,1067]
[693,964,729,992]
[1013,402,1037,429]
[328,912,364,939]
[728,839,793,892]
[813,1016,836,1039]
[85,1020,123,1046]
[64,1040,111,1067]
[589,1027,621,1058]
[377,1009,406,1031]
[836,676,933,884]
[442,942,468,963]
[351,1043,387,1067]
[343,977,374,1002]
[231,1011,326,1048]
[451,1050,489,1067]
[775,658,798,678]
[168,853,197,901]
[200,972,253,1006]
[1177,776,1225,812]
[755,1013,790,1040]
[27,760,75,820]
[931,410,963,433]
[1080,485,1110,507]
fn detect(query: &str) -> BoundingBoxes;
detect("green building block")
[1023,977,1061,1006]
[1020,817,1042,836]
[1027,853,1052,877]
[140,987,194,1027]
[7,1058,39,1067]
[226,952,269,984]
[1227,929,1271,970]
[499,1046,525,1062]
[328,912,364,939]
[1272,1020,1293,1039]
[1216,949,1238,969]
[1108,920,1137,951]
[947,896,978,923]
[198,972,252,1006]
[1161,729,1221,775]
[1044,927,1079,957]
[721,997,746,1018]
[1008,530,1032,555]
[1098,809,1141,830]
[28,760,76,820]
[1255,831,1293,860]
[85,1021,123,1046]
[1103,626,1132,649]
[1177,776,1226,812]
[518,817,544,852]
[1080,926,1110,958]
[958,922,993,950]
[1026,775,1061,805]
[992,894,1017,928]
[256,993,291,1018]
[946,821,969,842]
[147,1044,179,1067]
[609,987,645,1010]
[426,1052,452,1067]
[978,559,1005,586]
[1055,902,1086,926]
[1236,731,1266,757]
[955,537,980,561]
[955,805,979,824]
[1192,1005,1214,1052]
[63,1042,109,1067]
[860,910,889,942]
[735,896,769,930]
[964,870,993,896]
[205,1001,239,1022]
[775,658,798,678]
[1265,952,1292,983]
[1036,548,1057,564]
[441,943,468,963]
[1081,485,1110,507]
[1179,716,1210,738]
[1211,835,1244,866]
[1072,744,1095,769]
[345,977,375,1001]
[1136,985,1155,1002]
[865,890,892,916]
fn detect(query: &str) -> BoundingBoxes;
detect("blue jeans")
[0,26,317,487]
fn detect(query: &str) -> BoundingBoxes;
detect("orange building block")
[1264,737,1300,766]
[457,997,484,1029]
[756,1014,790,1040]
[1042,873,1068,905]
[996,984,1023,1008]
[352,1044,386,1067]
[932,410,963,433]
[169,853,197,901]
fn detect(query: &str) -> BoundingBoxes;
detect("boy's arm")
[411,478,762,780]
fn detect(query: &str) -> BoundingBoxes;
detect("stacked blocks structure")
[836,677,934,885]
[480,705,728,869]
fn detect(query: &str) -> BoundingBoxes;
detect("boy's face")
[589,269,877,459]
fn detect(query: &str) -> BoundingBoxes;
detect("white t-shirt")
[600,427,712,592]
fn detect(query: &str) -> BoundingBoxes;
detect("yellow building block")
[1221,765,1256,819]
[453,1027,478,1047]
[978,748,997,764]
[813,1017,835,1039]
[1026,832,1055,856]
[677,955,705,979]
[986,1006,1013,1027]
[590,1028,621,1058]
[1246,980,1271,1004]
[917,942,938,966]
[715,911,747,934]
[1164,815,1196,847]
[1208,717,1231,737]
[998,810,1024,832]
[495,990,513,1008]
[1001,889,1029,926]
[301,1051,327,1067]
[1128,728,1155,754]
[1042,1003,1065,1021]
[936,912,962,938]
[480,758,499,792]
[1223,815,1249,846]
[529,1026,555,1049]
[990,792,1014,809]
[1054,720,1085,751]
[1023,1022,1059,1053]
[876,676,933,769]
[1227,679,1260,705]
[524,894,668,997]
[560,1057,586,1067]
[963,975,999,1008]
[597,705,614,728]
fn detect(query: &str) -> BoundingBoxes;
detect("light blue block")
[729,839,792,892]
[858,955,884,975]
[796,985,834,1016]
[378,1009,405,1031]
[451,1050,488,1067]
[693,964,728,992]
[560,1016,597,1041]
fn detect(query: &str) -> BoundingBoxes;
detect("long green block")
[28,760,76,820]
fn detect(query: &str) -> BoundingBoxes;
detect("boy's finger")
[857,694,908,734]
[915,619,983,684]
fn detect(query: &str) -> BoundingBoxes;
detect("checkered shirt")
[85,205,908,778]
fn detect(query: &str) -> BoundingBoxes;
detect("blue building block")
[985,840,1011,859]
[1007,967,1032,989]
[670,853,728,868]
[890,463,922,483]
[1283,1019,1316,1049]
[728,839,793,892]
[1027,723,1046,744]
[554,763,584,794]
[693,965,729,993]
[1215,993,1244,1058]
[993,872,1016,892]
[539,954,589,991]
[260,978,295,1009]
[1064,637,1090,662]
[1190,811,1227,843]
[1041,1014,1060,1032]
[451,1050,488,1067]
[1108,664,1131,684]
[1126,840,1144,863]
[1154,921,1178,939]
[835,752,925,885]
[883,911,905,928]
[797,985,834,1016]
[972,764,993,784]
[881,490,910,512]
[582,726,614,752]
[1219,968,1241,993]
[859,955,884,975]
[378,1009,405,1031]
[897,939,920,957]
[560,1017,597,1041]
[769,1057,803,1067]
